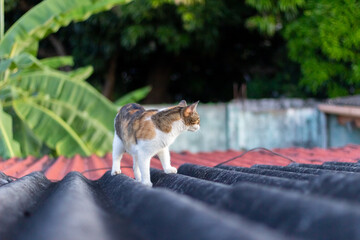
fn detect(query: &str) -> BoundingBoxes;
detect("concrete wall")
[227,105,325,150]
[147,100,359,152]
[327,115,360,147]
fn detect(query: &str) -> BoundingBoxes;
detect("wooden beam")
[318,104,360,117]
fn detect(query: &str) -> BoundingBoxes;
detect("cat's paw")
[111,170,121,176]
[142,181,153,187]
[164,166,177,174]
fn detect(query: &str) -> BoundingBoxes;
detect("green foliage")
[66,66,94,81]
[0,0,135,158]
[245,0,304,36]
[283,0,360,97]
[115,0,220,54]
[39,56,74,69]
[0,0,131,58]
[6,0,316,103]
[0,105,21,158]
[0,0,4,41]
[13,100,92,156]
[246,0,360,97]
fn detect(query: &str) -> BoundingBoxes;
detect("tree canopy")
[247,0,360,97]
[4,0,360,102]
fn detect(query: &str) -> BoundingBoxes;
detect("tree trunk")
[48,35,67,56]
[144,60,172,104]
[103,54,118,101]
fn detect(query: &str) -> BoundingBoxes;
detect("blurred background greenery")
[1,0,359,158]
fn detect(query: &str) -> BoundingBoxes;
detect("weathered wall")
[327,115,360,147]
[227,104,325,150]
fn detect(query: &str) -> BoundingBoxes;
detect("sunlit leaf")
[13,100,92,157]
[0,0,131,58]
[0,105,21,158]
[66,65,94,81]
[40,56,74,69]
[34,97,113,156]
[12,112,42,157]
[9,71,117,131]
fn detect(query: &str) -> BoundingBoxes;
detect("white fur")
[111,133,124,175]
[111,119,200,187]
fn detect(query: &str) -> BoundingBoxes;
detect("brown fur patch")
[151,107,182,133]
[129,109,140,115]
[115,103,157,144]
[135,120,156,140]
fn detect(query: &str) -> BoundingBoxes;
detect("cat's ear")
[178,100,187,107]
[184,101,199,116]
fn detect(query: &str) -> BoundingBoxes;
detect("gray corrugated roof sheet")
[3,159,360,239]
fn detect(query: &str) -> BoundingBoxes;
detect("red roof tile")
[1,144,360,181]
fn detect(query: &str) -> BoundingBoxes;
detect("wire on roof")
[214,147,296,167]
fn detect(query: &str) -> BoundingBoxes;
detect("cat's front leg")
[158,147,177,174]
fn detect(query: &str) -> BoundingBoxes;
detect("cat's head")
[180,100,200,132]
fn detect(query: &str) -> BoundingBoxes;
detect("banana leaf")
[12,111,42,157]
[0,105,21,158]
[40,56,74,69]
[13,100,91,157]
[0,0,130,58]
[40,56,94,81]
[9,71,118,131]
[0,59,11,74]
[0,53,47,75]
[34,97,113,156]
[65,66,94,81]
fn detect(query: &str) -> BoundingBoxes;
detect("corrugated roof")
[2,145,360,239]
[1,144,360,180]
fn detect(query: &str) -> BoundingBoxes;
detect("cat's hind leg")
[137,152,152,187]
[111,133,124,175]
[133,155,141,182]
[158,147,177,174]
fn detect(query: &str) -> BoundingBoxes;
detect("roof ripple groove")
[1,145,360,239]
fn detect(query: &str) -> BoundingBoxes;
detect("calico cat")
[111,100,200,186]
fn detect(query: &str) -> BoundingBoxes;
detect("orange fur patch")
[136,120,156,140]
